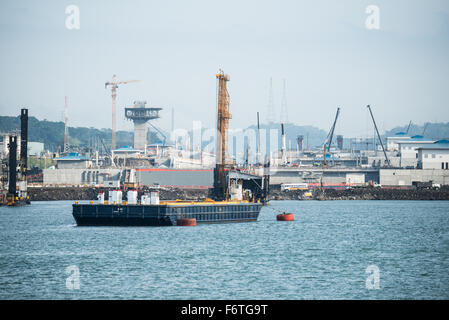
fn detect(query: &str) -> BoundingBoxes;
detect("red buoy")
[276,213,294,221]
[177,218,197,226]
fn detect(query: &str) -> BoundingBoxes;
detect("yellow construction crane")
[105,75,141,150]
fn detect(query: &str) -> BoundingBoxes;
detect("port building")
[397,135,435,168]
[55,153,92,169]
[43,168,122,186]
[417,140,449,170]
[386,132,411,151]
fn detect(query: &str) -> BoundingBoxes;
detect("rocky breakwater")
[313,187,449,200]
[27,186,449,202]
[28,187,100,201]
[28,187,211,201]
[268,189,308,201]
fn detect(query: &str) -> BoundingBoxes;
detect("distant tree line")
[0,116,162,152]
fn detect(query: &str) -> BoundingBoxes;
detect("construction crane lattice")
[105,75,141,150]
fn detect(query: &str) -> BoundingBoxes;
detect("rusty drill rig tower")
[213,70,232,200]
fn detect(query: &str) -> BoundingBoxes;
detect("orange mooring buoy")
[276,213,294,221]
[177,218,197,226]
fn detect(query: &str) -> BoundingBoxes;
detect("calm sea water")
[0,200,448,299]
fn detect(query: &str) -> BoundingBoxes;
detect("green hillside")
[0,116,161,152]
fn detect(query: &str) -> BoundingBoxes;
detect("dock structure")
[3,108,30,206]
[269,167,380,188]
[7,135,17,203]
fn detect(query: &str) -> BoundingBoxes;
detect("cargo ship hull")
[72,202,262,226]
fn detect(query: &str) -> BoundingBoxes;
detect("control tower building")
[125,101,162,151]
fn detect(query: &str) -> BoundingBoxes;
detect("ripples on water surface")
[0,200,448,299]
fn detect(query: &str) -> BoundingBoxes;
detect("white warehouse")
[397,135,435,168]
[417,140,449,170]
[386,132,410,152]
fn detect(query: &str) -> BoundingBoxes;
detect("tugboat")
[72,70,269,226]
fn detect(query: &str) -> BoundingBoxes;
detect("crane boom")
[105,75,141,150]
[323,107,340,167]
[422,122,429,136]
[327,107,340,151]
[98,134,116,167]
[367,105,390,167]
[148,122,167,146]
[117,80,141,85]
[406,120,412,135]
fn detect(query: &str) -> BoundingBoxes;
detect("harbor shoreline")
[27,186,449,201]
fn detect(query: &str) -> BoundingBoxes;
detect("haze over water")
[0,200,448,299]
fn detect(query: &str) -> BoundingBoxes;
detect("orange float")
[176,218,197,226]
[276,213,294,221]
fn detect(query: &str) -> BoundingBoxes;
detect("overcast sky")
[1,0,448,138]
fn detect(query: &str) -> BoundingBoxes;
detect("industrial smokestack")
[337,135,343,150]
[297,135,304,153]
[281,123,286,151]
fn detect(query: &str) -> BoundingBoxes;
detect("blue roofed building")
[55,152,92,169]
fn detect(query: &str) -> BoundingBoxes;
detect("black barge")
[72,200,262,226]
